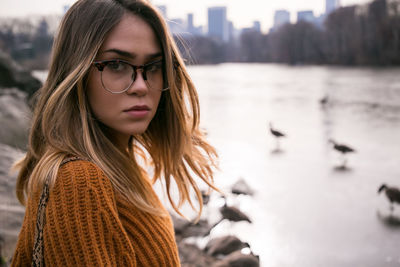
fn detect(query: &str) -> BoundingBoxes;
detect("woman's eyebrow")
[100,49,162,60]
[101,48,134,58]
[146,52,163,60]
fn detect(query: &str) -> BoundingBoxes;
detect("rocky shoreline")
[0,49,41,266]
[0,51,260,267]
[173,212,260,267]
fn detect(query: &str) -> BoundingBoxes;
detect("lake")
[186,63,400,267]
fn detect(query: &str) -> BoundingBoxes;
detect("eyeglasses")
[92,59,169,94]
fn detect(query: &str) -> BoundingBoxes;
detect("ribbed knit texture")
[11,160,181,266]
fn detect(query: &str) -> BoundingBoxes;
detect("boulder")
[0,88,31,150]
[0,143,24,203]
[172,215,214,239]
[213,251,260,267]
[205,235,249,257]
[220,204,252,223]
[231,178,254,196]
[178,243,215,267]
[0,50,41,98]
[0,143,25,262]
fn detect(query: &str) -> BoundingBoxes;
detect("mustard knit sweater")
[11,160,181,266]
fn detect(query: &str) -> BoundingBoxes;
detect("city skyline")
[151,0,372,31]
[163,0,340,38]
[1,0,373,32]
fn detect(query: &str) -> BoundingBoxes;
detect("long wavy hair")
[14,0,218,219]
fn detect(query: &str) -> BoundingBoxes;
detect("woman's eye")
[107,61,126,72]
[147,62,162,72]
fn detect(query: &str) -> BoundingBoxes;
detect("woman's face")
[87,13,163,146]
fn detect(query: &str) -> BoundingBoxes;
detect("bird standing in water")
[378,184,400,212]
[328,139,356,168]
[209,196,252,234]
[269,122,286,150]
[320,95,329,105]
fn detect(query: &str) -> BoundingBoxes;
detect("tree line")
[0,17,53,69]
[0,0,398,68]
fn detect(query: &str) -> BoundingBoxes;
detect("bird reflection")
[376,210,400,228]
[332,165,353,172]
[270,147,285,155]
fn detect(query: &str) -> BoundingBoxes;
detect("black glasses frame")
[92,58,167,93]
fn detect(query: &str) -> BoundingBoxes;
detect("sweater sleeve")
[43,160,137,266]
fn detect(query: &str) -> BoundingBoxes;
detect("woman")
[11,0,218,266]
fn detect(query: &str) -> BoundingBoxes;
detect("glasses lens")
[144,60,165,91]
[101,61,134,93]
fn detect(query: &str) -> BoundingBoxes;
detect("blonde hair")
[15,0,218,219]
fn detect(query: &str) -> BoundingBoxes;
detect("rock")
[0,234,4,264]
[231,178,254,196]
[0,143,24,200]
[213,250,260,267]
[0,143,25,262]
[172,214,191,236]
[184,220,214,238]
[0,88,31,149]
[220,204,252,223]
[172,215,214,239]
[178,242,215,267]
[201,190,211,205]
[205,235,249,257]
[0,49,41,98]
[172,215,216,266]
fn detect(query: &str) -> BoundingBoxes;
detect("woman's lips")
[124,105,150,118]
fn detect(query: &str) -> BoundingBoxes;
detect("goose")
[269,122,286,150]
[378,184,400,211]
[328,139,356,168]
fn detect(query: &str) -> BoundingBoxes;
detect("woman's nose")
[125,69,148,95]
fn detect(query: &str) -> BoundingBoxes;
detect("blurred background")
[0,0,399,266]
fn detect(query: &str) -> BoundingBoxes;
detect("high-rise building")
[37,19,49,36]
[187,13,203,36]
[187,13,194,31]
[326,0,341,14]
[297,10,315,23]
[228,21,235,41]
[253,21,261,33]
[273,10,290,30]
[208,6,228,42]
[243,21,262,34]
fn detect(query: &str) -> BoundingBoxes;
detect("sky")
[0,0,373,31]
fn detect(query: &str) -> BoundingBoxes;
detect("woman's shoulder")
[59,157,98,173]
[55,157,114,196]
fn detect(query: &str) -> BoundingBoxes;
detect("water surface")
[187,63,400,267]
